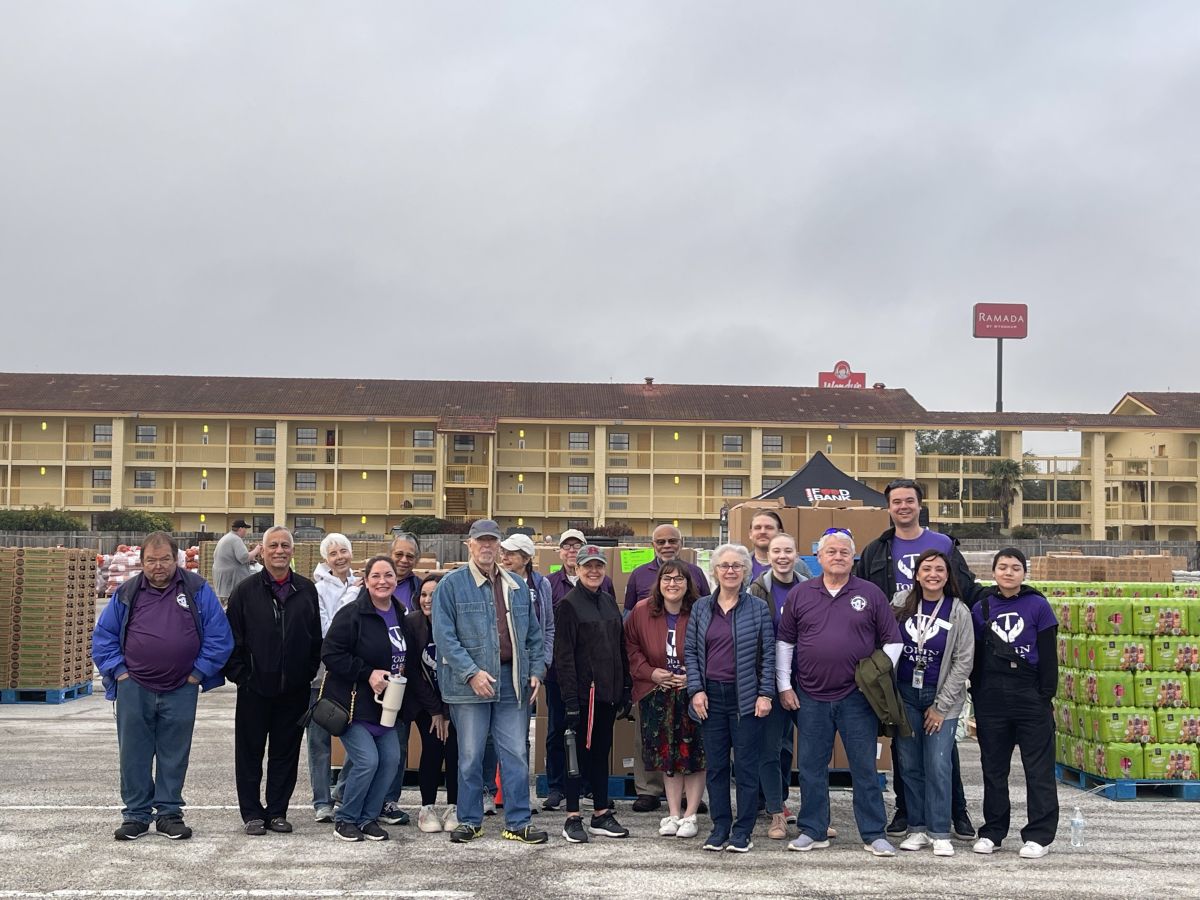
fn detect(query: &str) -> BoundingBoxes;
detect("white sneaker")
[932,839,954,856]
[482,794,496,817]
[675,815,699,839]
[1019,840,1049,859]
[441,805,459,830]
[658,815,680,836]
[900,832,931,851]
[417,804,442,833]
[973,837,996,855]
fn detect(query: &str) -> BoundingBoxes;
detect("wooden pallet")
[0,680,94,704]
[1056,762,1200,801]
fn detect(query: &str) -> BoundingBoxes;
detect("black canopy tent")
[755,451,889,507]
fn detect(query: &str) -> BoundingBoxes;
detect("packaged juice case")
[1071,736,1089,771]
[1077,704,1091,741]
[1145,743,1198,780]
[1056,635,1070,665]
[1081,599,1131,636]
[1156,709,1200,744]
[1054,699,1075,735]
[1054,598,1078,633]
[1060,668,1080,701]
[1136,674,1190,709]
[1094,707,1157,744]
[1085,637,1122,671]
[1097,741,1144,779]
[1152,638,1200,672]
[1132,599,1187,636]
[1091,671,1133,707]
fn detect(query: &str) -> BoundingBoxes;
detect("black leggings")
[566,701,616,815]
[415,710,459,806]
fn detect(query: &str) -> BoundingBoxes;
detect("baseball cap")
[468,519,502,540]
[231,519,250,529]
[558,528,587,547]
[499,534,536,556]
[576,544,607,566]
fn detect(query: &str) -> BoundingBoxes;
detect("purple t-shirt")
[665,612,684,674]
[705,604,736,682]
[891,529,953,595]
[973,591,1057,668]
[392,576,418,612]
[768,577,796,633]
[124,573,201,694]
[777,575,902,701]
[897,598,954,686]
[624,559,711,612]
[362,604,405,737]
[751,556,771,582]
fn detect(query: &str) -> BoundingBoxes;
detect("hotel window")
[607,476,629,495]
[413,473,434,492]
[93,424,113,443]
[414,430,435,448]
[609,432,630,451]
[567,475,589,495]
[453,434,475,452]
[133,470,156,489]
[876,436,898,455]
[761,477,784,491]
[722,477,744,496]
[295,472,317,491]
[722,434,743,453]
[254,427,276,446]
[295,428,318,445]
[569,432,590,450]
[254,471,275,491]
[762,434,783,454]
[92,468,111,488]
[135,425,156,444]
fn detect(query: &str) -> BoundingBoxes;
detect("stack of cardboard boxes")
[1031,553,1185,583]
[0,548,95,692]
[1054,582,1200,780]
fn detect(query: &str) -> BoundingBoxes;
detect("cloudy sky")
[2,2,1196,436]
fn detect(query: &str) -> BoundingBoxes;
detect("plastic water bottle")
[1070,805,1085,848]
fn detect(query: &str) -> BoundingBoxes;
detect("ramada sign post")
[973,303,1028,412]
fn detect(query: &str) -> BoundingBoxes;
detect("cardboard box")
[610,717,639,775]
[794,506,891,555]
[828,734,891,772]
[726,500,786,549]
[331,736,345,768]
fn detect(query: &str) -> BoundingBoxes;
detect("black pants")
[566,700,616,815]
[975,684,1059,847]
[416,710,459,806]
[892,738,968,820]
[234,685,310,822]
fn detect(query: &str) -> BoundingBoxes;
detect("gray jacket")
[895,591,975,719]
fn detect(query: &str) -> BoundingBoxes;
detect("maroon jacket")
[624,598,691,704]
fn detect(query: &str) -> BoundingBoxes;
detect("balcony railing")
[444,465,490,486]
[1105,458,1199,479]
[547,450,595,469]
[1022,502,1088,523]
[1023,456,1089,477]
[916,456,1007,476]
[1106,502,1198,524]
[605,451,653,469]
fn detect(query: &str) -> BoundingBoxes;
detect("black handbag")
[310,672,355,736]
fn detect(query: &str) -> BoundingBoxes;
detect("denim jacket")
[432,560,546,704]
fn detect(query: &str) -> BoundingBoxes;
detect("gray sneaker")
[864,838,897,857]
[788,834,830,852]
[314,805,334,824]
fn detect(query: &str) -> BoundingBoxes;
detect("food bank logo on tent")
[805,487,852,503]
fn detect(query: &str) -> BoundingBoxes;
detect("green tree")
[92,508,173,532]
[0,506,86,531]
[986,459,1024,530]
[916,430,999,456]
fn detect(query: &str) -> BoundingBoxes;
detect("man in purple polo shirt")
[622,523,710,812]
[776,529,903,857]
[93,531,233,841]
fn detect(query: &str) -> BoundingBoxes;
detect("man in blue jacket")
[92,531,233,841]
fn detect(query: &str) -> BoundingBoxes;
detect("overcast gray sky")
[2,2,1196,438]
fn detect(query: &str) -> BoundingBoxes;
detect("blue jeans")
[544,678,567,793]
[306,686,332,809]
[482,736,498,798]
[383,719,412,805]
[336,723,401,828]
[449,665,532,829]
[897,682,957,839]
[114,678,199,823]
[796,687,886,843]
[758,701,793,814]
[700,680,762,842]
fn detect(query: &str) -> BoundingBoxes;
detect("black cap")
[232,519,251,529]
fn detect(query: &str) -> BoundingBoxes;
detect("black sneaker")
[334,821,364,842]
[502,824,548,844]
[885,812,908,837]
[542,790,564,811]
[588,811,629,838]
[114,820,150,841]
[697,800,709,815]
[449,823,484,843]
[702,830,728,851]
[378,802,410,825]
[244,819,267,836]
[952,813,976,841]
[155,816,192,840]
[361,821,389,841]
[631,794,661,813]
[562,816,589,843]
[267,817,293,834]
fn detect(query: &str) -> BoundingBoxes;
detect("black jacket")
[405,609,448,719]
[224,568,322,697]
[322,589,420,727]
[855,526,983,607]
[554,585,631,712]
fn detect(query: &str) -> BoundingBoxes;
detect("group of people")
[92,478,1059,857]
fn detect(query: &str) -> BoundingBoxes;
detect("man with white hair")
[776,528,903,857]
[224,526,323,836]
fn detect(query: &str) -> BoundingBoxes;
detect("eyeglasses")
[715,563,746,572]
[392,551,418,561]
[660,575,687,584]
[653,538,681,546]
[143,556,175,567]
[561,541,583,550]
[822,527,853,538]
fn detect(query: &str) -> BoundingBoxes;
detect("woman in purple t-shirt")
[893,549,975,858]
[970,548,1059,860]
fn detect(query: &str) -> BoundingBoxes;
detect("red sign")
[818,360,866,389]
[973,303,1029,339]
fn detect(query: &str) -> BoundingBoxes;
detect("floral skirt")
[640,688,706,775]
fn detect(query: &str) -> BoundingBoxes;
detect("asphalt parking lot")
[1,683,1197,900]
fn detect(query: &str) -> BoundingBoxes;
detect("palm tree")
[986,459,1023,531]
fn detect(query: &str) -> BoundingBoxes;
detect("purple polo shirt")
[623,558,711,612]
[891,529,953,594]
[705,603,736,682]
[777,575,901,701]
[124,572,201,694]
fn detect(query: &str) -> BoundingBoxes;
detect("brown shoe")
[768,813,788,840]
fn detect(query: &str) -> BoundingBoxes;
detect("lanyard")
[913,596,946,657]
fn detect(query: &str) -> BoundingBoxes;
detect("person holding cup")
[322,556,418,842]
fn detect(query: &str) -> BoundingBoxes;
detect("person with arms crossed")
[211,519,262,605]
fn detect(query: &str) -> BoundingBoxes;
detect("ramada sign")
[818,360,866,389]
[973,303,1029,339]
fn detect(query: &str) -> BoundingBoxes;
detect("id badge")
[911,669,924,689]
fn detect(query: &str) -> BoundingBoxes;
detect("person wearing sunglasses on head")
[685,544,775,853]
[777,528,903,858]
[855,478,981,843]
